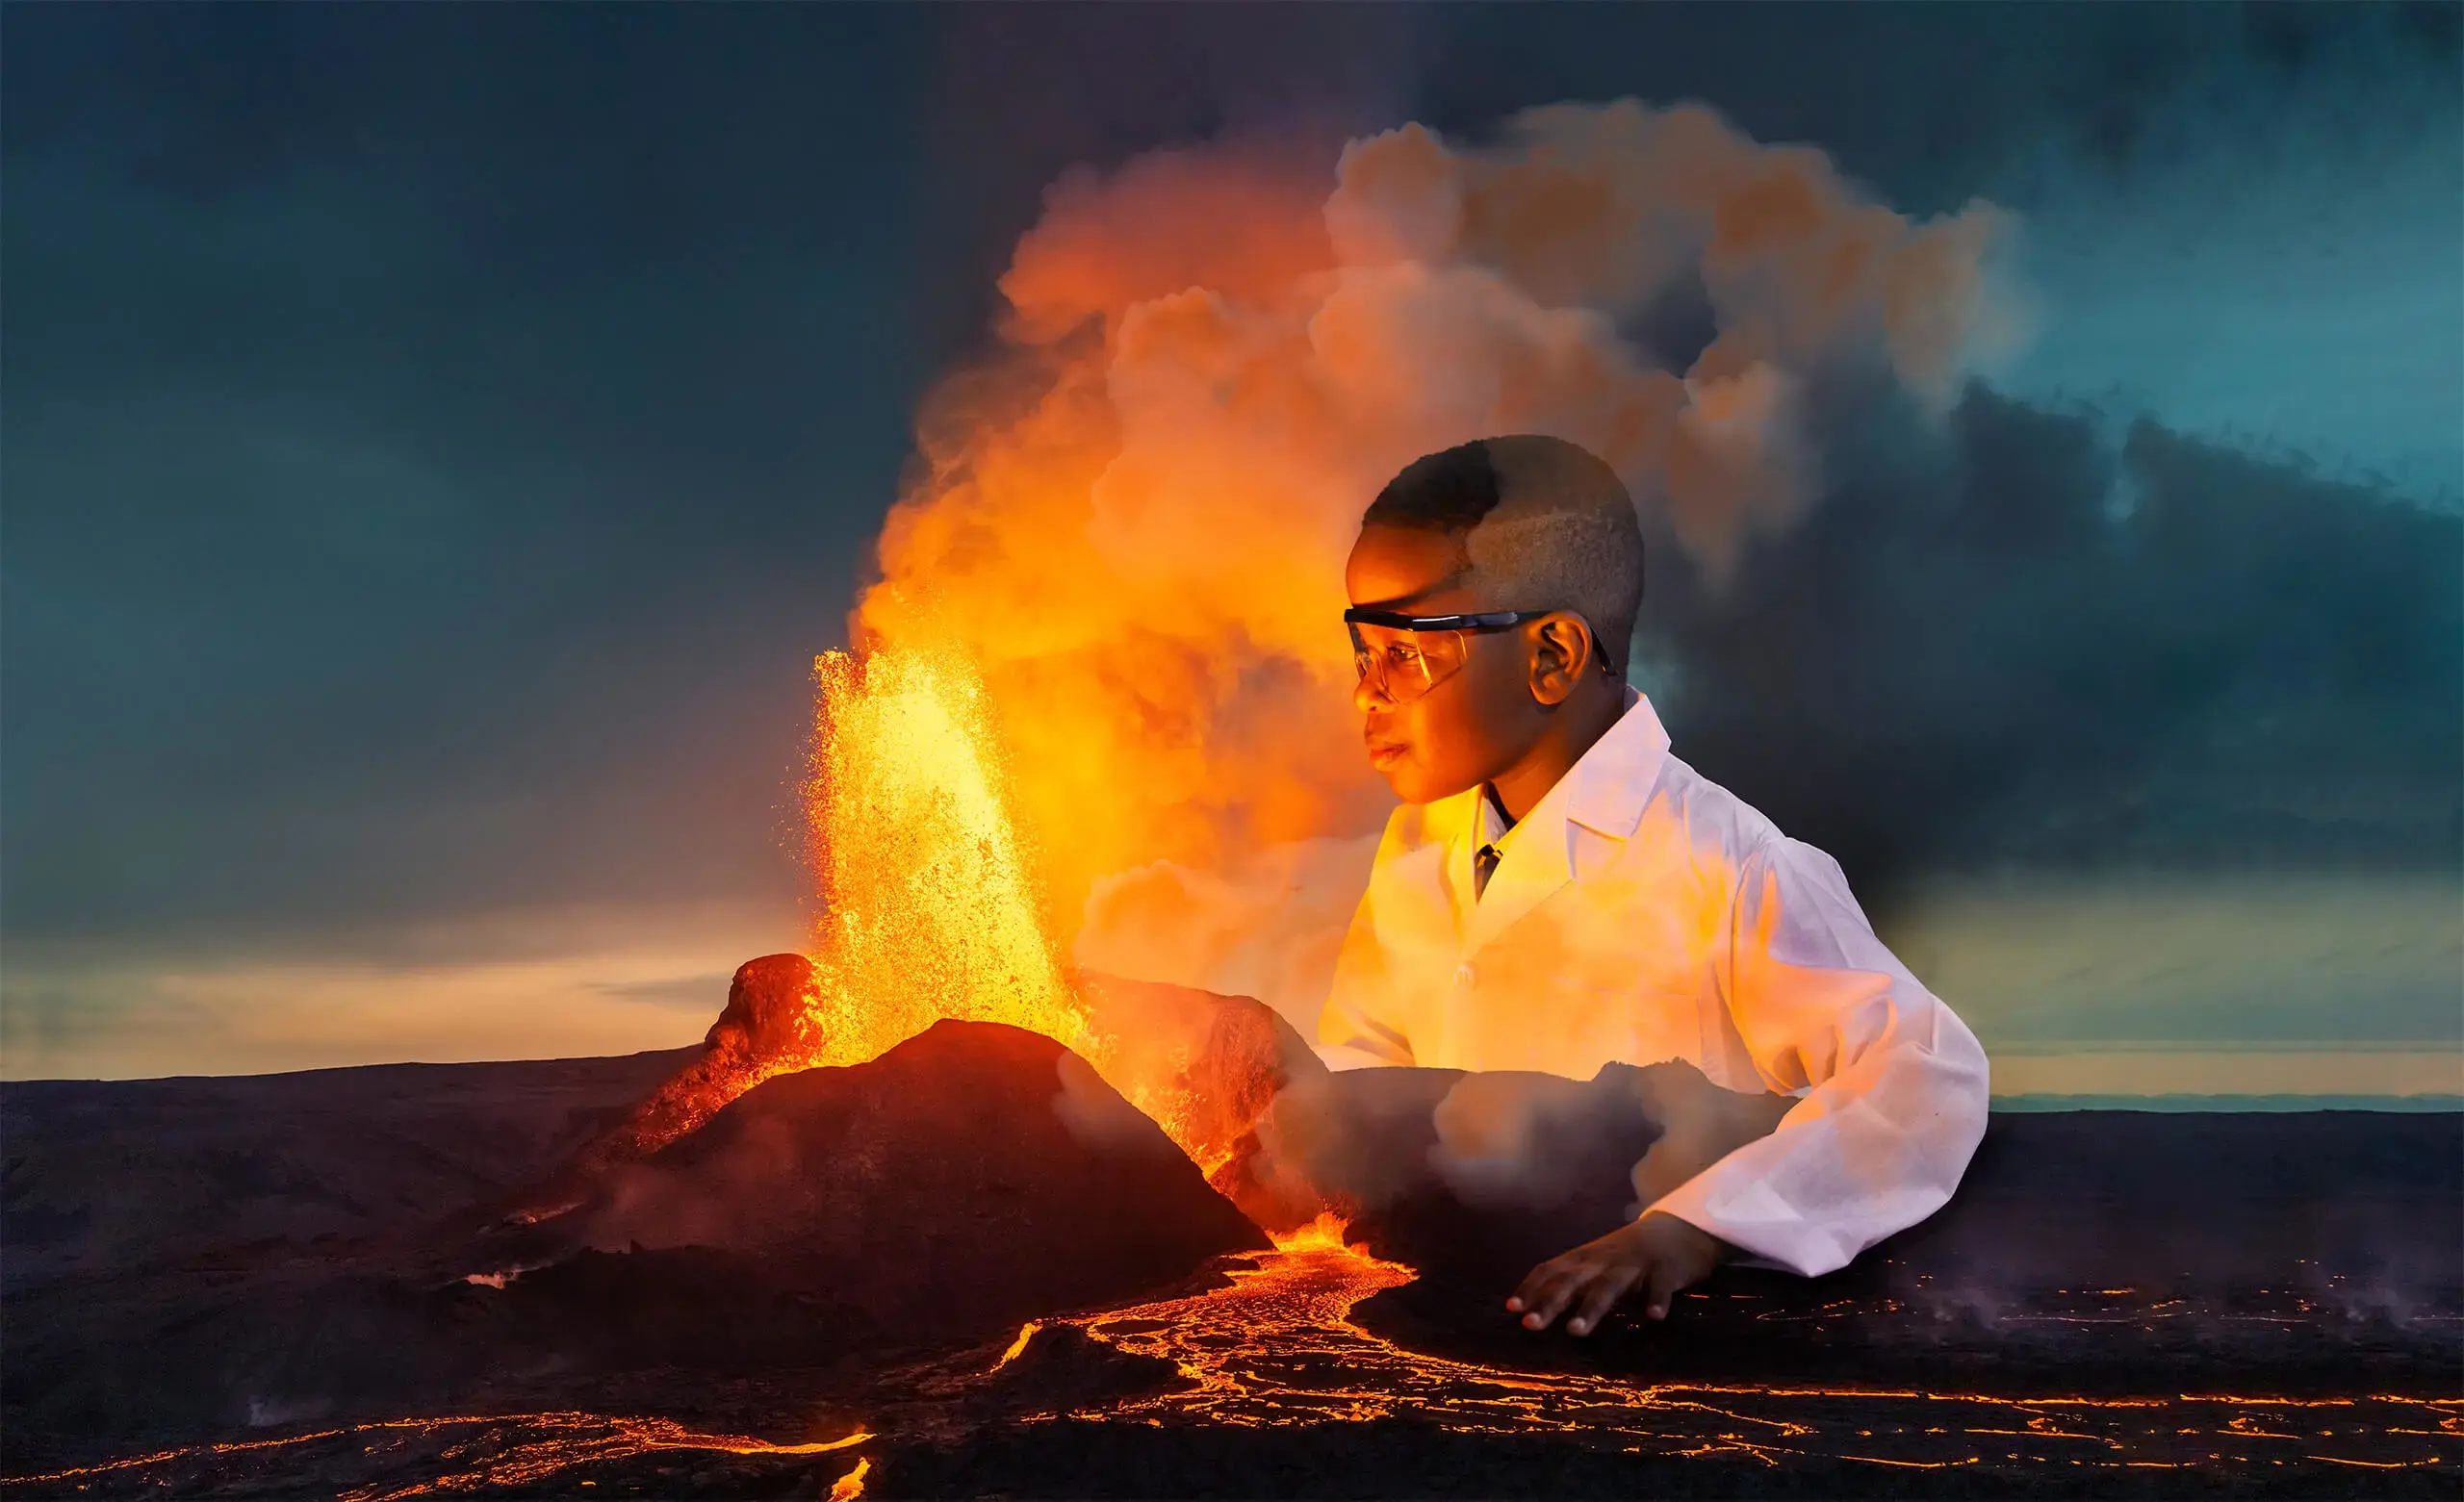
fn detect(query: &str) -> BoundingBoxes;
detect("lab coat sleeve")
[1646,837,1990,1277]
[1315,883,1418,1069]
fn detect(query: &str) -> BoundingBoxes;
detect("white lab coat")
[1317,689,1990,1277]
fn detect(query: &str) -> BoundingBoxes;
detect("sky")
[4,3,2458,1088]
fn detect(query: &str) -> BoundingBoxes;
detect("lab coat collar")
[1461,688,1671,955]
[1562,686,1669,840]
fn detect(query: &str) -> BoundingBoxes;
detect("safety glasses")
[1343,608,1546,704]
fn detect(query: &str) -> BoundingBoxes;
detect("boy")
[1320,435,1989,1337]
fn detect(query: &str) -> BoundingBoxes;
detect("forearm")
[1650,1003,1989,1276]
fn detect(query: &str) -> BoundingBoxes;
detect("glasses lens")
[1348,624,1467,703]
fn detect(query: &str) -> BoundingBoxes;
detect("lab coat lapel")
[1461,794,1575,956]
[1459,691,1672,958]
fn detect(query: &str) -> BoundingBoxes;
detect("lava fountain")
[597,641,1237,1171]
[553,638,1287,1185]
[794,646,1091,1078]
[797,644,1248,1166]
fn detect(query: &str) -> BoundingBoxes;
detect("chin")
[1377,765,1474,806]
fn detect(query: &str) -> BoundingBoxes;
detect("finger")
[1643,1256,1690,1321]
[1524,1265,1588,1331]
[1507,1259,1573,1315]
[1564,1265,1642,1337]
[1510,1265,1567,1324]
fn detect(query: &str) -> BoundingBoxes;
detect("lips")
[1365,737,1408,767]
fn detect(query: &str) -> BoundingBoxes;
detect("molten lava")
[975,1228,2462,1473]
[585,643,1236,1172]
[795,647,1091,1077]
[0,1414,873,1501]
[567,642,1292,1185]
[800,645,1252,1164]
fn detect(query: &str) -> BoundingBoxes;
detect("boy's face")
[1345,523,1551,804]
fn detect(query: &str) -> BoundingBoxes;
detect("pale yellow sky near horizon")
[4,872,2456,1098]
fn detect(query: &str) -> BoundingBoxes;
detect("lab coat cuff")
[1646,1172,1838,1280]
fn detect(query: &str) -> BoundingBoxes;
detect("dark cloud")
[1408,2,2456,213]
[2,3,2454,963]
[0,5,1443,949]
[1643,385,2462,915]
[1,7,942,942]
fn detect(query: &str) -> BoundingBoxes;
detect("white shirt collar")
[1475,782,1515,850]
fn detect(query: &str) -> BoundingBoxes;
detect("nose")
[1353,670,1394,716]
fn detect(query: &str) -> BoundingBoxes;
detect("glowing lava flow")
[0,1413,872,1501]
[1055,1213,1421,1426]
[978,1223,2463,1474]
[826,1455,871,1500]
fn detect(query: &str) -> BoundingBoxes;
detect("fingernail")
[1522,1313,1543,1330]
[1650,1304,1668,1319]
[1568,1318,1588,1336]
[1505,1298,1523,1311]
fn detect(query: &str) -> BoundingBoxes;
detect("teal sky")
[3,5,2456,1085]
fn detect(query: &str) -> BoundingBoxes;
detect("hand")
[1505,1210,1726,1337]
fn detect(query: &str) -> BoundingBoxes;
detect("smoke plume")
[851,99,2015,1007]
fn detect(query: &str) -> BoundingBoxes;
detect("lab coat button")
[1454,963,1476,987]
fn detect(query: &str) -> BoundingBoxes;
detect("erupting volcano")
[6,93,2458,1502]
[795,644,1295,1176]
[569,642,1304,1187]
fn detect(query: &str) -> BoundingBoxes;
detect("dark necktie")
[1474,842,1502,901]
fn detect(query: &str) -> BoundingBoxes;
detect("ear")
[1526,613,1596,707]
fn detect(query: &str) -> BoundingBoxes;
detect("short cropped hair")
[1361,435,1645,675]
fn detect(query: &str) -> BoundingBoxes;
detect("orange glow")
[962,1229,2458,1473]
[827,1456,872,1500]
[850,105,2012,1005]
[14,1307,2453,1490]
[989,1319,1044,1373]
[598,108,2016,1161]
[790,645,1270,1165]
[0,1414,870,1499]
[794,647,1090,1075]
[1267,1209,1365,1253]
[604,643,1269,1170]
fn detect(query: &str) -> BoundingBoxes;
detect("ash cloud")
[1643,388,2463,914]
[867,100,2015,950]
[1078,384,2460,1012]
[5,4,2452,1076]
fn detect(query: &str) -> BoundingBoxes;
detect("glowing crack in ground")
[2,1413,871,1499]
[977,1222,2464,1476]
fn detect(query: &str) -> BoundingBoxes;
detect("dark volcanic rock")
[966,1321,1187,1420]
[1349,1108,2464,1397]
[866,1415,2464,1501]
[706,952,828,1056]
[10,998,2457,1490]
[542,962,1322,1204]
[3,1020,1266,1461]
[556,1018,1269,1327]
[0,1049,691,1295]
[542,952,823,1194]
[1076,970,1327,1175]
